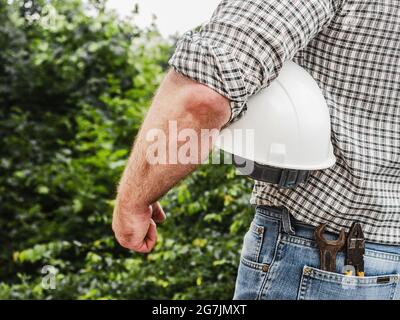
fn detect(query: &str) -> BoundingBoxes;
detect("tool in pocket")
[314,224,346,272]
[315,222,366,276]
[345,222,365,277]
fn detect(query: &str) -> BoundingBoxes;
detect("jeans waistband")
[256,205,400,255]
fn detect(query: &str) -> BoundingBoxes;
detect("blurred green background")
[0,0,253,299]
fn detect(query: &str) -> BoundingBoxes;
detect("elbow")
[172,74,231,128]
[189,90,229,118]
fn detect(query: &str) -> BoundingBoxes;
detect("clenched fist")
[112,201,166,253]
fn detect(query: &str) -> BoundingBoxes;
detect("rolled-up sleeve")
[169,0,342,123]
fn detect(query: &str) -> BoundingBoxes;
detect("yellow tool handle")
[344,271,365,277]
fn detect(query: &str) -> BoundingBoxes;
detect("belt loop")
[281,207,295,235]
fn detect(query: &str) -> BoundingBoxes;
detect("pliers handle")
[345,222,365,277]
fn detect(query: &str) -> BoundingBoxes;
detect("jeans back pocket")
[241,221,265,263]
[241,210,281,266]
[298,266,400,300]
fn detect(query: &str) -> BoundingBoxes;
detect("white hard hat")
[216,61,336,187]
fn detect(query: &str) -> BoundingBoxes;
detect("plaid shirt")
[169,0,400,244]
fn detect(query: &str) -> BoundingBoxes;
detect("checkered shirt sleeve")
[169,0,340,123]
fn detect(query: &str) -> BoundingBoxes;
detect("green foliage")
[0,0,253,299]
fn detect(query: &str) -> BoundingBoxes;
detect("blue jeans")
[234,206,400,300]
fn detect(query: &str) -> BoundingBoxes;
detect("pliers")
[345,222,365,277]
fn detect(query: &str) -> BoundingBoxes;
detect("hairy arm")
[112,70,230,252]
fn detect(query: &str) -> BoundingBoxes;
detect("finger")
[118,219,157,253]
[115,233,136,250]
[136,219,158,253]
[151,202,166,223]
[113,215,150,250]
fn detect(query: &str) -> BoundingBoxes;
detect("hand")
[112,201,166,253]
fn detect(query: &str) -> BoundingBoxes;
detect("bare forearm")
[112,71,230,252]
[117,70,230,209]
